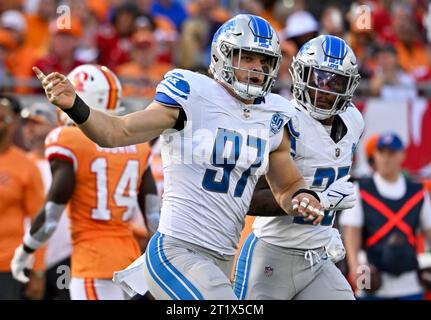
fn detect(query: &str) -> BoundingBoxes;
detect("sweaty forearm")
[78,103,178,148]
[275,176,308,216]
[248,188,286,216]
[78,108,125,147]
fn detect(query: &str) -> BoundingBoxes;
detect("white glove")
[316,175,355,210]
[325,228,346,264]
[11,244,34,283]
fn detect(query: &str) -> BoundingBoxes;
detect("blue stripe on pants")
[233,232,258,300]
[145,233,178,299]
[146,232,204,300]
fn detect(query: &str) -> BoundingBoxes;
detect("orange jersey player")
[11,65,160,300]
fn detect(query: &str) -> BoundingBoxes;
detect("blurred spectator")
[136,0,177,44]
[116,30,172,98]
[277,10,319,95]
[370,0,396,43]
[365,133,379,172]
[346,2,379,79]
[392,2,431,79]
[135,0,178,64]
[0,0,22,12]
[24,0,57,55]
[320,5,345,38]
[0,95,46,300]
[2,10,39,93]
[70,1,109,64]
[97,2,139,70]
[20,102,72,300]
[0,28,17,91]
[425,2,431,43]
[341,132,431,300]
[370,44,418,99]
[151,0,188,31]
[178,0,230,69]
[84,0,109,23]
[239,0,284,31]
[34,18,84,76]
[283,10,319,51]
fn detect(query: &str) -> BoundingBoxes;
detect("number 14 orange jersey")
[45,126,151,279]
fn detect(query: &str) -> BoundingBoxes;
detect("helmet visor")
[308,68,349,94]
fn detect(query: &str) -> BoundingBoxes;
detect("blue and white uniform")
[253,100,364,248]
[113,69,295,300]
[233,100,364,300]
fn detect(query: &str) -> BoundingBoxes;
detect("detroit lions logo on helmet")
[212,19,235,43]
[299,41,312,54]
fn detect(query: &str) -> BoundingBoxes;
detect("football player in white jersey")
[31,15,332,300]
[233,35,364,300]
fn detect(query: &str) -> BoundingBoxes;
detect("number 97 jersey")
[44,126,151,278]
[154,69,295,256]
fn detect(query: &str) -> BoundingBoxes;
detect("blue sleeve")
[155,92,181,107]
[155,70,191,106]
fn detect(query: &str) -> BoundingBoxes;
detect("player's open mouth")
[249,77,263,85]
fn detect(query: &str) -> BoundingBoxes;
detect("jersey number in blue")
[293,166,350,226]
[202,128,267,198]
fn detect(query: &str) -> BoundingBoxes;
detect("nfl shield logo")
[264,265,273,277]
[335,147,340,158]
[242,107,251,119]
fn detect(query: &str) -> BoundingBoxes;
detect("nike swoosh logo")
[328,191,348,198]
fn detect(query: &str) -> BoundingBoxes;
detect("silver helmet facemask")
[290,35,361,120]
[210,15,282,101]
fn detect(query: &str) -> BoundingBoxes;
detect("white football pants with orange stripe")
[70,277,127,300]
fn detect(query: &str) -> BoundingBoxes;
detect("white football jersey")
[155,69,295,255]
[253,100,364,249]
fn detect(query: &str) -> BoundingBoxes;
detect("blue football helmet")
[210,14,282,100]
[291,35,361,120]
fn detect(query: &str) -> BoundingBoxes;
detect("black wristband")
[292,188,320,202]
[64,94,90,124]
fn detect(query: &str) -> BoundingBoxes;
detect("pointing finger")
[43,72,66,87]
[32,66,46,81]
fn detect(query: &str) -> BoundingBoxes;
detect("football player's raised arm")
[81,102,179,147]
[265,130,324,224]
[33,67,179,147]
[137,166,160,234]
[11,159,75,283]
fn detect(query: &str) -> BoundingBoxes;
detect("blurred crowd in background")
[1,0,431,300]
[0,0,431,100]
